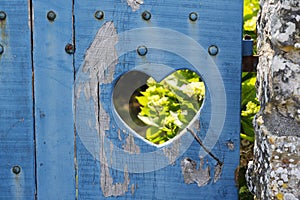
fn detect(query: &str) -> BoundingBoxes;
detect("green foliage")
[136,70,204,144]
[241,0,260,143]
[244,0,259,54]
[239,185,254,200]
[243,0,259,32]
[239,1,260,199]
[240,73,260,142]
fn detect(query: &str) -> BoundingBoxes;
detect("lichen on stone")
[247,0,300,199]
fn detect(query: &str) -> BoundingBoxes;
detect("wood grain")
[74,0,242,199]
[0,0,243,199]
[32,1,75,199]
[0,1,35,199]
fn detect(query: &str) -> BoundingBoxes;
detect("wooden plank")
[242,55,258,72]
[75,0,242,199]
[0,1,35,199]
[32,1,75,199]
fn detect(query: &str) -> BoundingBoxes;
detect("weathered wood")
[74,0,242,199]
[0,1,35,199]
[32,1,75,199]
[0,1,244,198]
[242,56,258,72]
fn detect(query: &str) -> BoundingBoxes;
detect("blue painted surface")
[75,0,242,199]
[33,1,75,199]
[0,1,35,199]
[0,0,242,199]
[243,39,254,56]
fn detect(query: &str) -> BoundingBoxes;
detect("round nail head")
[142,11,151,21]
[0,44,4,55]
[12,166,21,175]
[65,43,75,54]
[137,45,148,56]
[189,12,198,21]
[208,45,219,56]
[0,11,6,20]
[94,10,104,20]
[47,11,56,21]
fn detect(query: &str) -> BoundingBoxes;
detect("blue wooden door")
[74,0,242,199]
[0,0,242,199]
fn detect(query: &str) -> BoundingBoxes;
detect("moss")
[239,185,254,200]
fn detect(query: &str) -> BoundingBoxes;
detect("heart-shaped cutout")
[113,69,205,145]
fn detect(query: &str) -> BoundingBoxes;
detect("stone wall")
[247,0,300,199]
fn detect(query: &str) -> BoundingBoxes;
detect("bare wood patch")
[126,0,144,11]
[80,21,131,197]
[180,157,211,187]
[163,138,181,165]
[123,135,141,154]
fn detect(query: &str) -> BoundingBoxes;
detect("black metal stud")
[0,11,6,20]
[137,45,148,56]
[0,44,4,55]
[142,10,151,21]
[94,10,104,20]
[65,43,75,54]
[189,12,198,21]
[12,166,21,175]
[208,45,219,56]
[47,11,56,21]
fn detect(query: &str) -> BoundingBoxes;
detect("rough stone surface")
[247,0,300,199]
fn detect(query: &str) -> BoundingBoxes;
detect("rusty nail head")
[65,43,75,54]
[0,44,4,55]
[142,10,151,21]
[208,45,219,56]
[137,45,148,56]
[47,11,56,21]
[94,10,104,20]
[12,166,21,175]
[189,12,198,21]
[0,11,6,20]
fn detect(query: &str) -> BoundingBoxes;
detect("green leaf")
[135,96,149,106]
[243,0,259,32]
[146,126,161,139]
[135,69,204,144]
[138,115,159,127]
[241,75,257,108]
[241,117,255,137]
[240,133,255,142]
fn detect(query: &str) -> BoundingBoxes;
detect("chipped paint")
[131,184,135,195]
[110,141,114,166]
[226,140,235,151]
[163,138,181,165]
[123,135,140,154]
[180,157,210,187]
[213,162,223,183]
[80,21,131,197]
[100,161,130,197]
[118,129,122,141]
[126,0,144,12]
